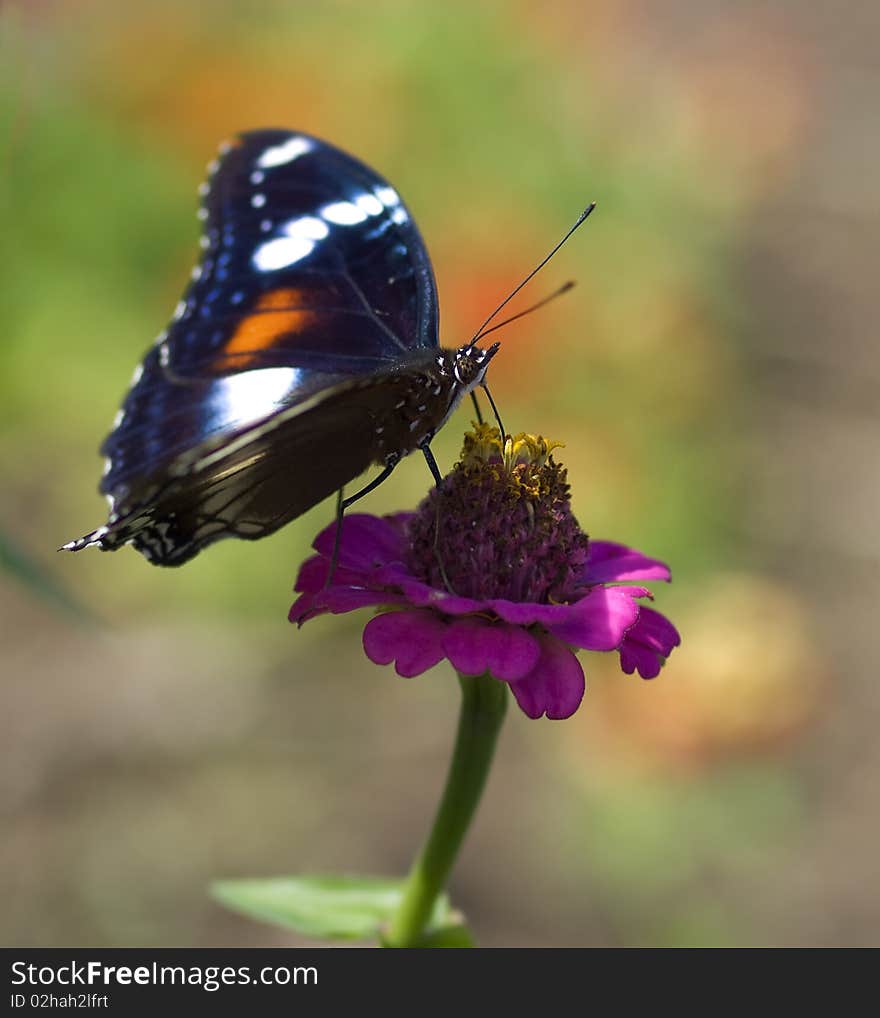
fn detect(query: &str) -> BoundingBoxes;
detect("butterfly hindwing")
[99,359,446,565]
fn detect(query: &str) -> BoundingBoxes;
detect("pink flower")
[290,428,679,720]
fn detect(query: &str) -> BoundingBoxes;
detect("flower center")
[406,424,590,602]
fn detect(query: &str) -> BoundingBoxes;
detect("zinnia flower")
[290,426,679,720]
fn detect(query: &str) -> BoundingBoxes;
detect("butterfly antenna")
[473,280,576,342]
[468,202,596,348]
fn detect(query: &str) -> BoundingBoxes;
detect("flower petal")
[581,540,672,585]
[631,606,681,654]
[486,599,581,627]
[312,513,406,571]
[395,577,489,616]
[289,586,408,626]
[441,617,541,682]
[384,511,416,534]
[293,554,372,594]
[618,606,681,679]
[362,610,447,678]
[546,585,650,651]
[508,636,585,720]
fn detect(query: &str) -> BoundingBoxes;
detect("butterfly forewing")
[167,129,438,378]
[99,129,439,501]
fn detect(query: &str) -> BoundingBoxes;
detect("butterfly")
[63,129,503,566]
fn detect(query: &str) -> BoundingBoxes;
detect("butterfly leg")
[480,382,506,443]
[470,390,485,425]
[324,455,400,588]
[419,442,443,487]
[419,441,457,594]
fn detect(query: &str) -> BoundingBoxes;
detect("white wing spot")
[355,193,384,216]
[130,364,144,385]
[253,236,314,272]
[205,367,301,431]
[207,158,220,174]
[282,216,329,241]
[257,136,313,169]
[159,343,170,367]
[251,193,267,209]
[112,409,125,427]
[197,182,209,197]
[197,208,209,221]
[250,170,265,185]
[321,201,367,226]
[172,300,187,321]
[260,218,273,232]
[375,186,400,207]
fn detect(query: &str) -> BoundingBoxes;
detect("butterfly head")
[452,341,499,391]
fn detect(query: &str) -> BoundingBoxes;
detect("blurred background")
[1,0,877,947]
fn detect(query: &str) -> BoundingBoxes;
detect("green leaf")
[211,875,451,941]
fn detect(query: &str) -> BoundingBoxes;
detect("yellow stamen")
[458,425,567,502]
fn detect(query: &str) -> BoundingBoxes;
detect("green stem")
[383,671,508,948]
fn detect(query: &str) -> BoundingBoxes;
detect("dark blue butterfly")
[64,129,498,565]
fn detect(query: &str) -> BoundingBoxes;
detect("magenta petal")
[317,588,409,614]
[294,554,374,594]
[289,585,404,625]
[619,606,680,679]
[630,606,681,654]
[487,599,579,627]
[441,617,541,682]
[582,540,672,585]
[395,577,488,616]
[620,642,663,679]
[509,636,585,720]
[371,562,417,586]
[312,513,405,571]
[362,610,447,678]
[547,585,649,651]
[293,554,325,594]
[383,511,416,534]
[289,591,320,625]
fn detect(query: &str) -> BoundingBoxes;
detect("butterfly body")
[64,130,499,567]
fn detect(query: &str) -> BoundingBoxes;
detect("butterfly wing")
[66,130,443,561]
[81,363,442,566]
[165,129,439,380]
